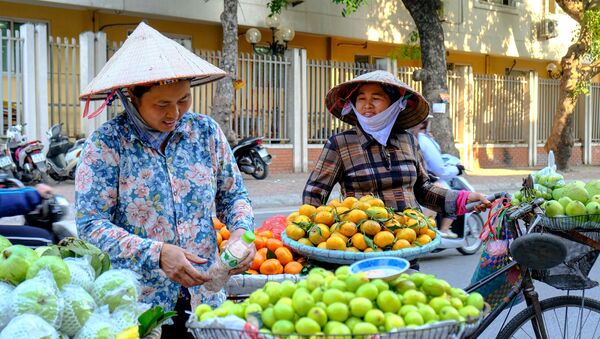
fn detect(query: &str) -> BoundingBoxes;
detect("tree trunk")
[212,0,239,144]
[402,0,458,157]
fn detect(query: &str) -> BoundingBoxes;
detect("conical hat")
[80,22,227,101]
[325,70,430,130]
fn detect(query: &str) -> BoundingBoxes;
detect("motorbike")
[45,123,85,181]
[232,137,272,180]
[0,140,16,176]
[6,124,48,184]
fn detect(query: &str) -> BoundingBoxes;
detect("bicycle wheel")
[457,212,484,255]
[498,295,600,339]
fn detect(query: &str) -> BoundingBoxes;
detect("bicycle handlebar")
[508,198,545,220]
[464,192,505,212]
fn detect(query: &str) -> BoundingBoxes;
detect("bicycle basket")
[531,230,600,290]
[539,214,600,232]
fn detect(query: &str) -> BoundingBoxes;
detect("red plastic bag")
[258,215,288,240]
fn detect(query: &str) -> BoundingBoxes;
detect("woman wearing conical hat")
[75,23,254,335]
[302,71,491,247]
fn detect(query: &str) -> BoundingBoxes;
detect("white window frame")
[475,0,519,15]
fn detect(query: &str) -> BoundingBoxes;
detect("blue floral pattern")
[75,112,254,310]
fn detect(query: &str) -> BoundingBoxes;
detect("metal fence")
[307,60,375,143]
[48,36,80,138]
[538,79,583,143]
[473,74,528,143]
[589,84,600,143]
[0,29,23,135]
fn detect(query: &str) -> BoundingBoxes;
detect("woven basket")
[281,232,441,265]
[540,214,600,231]
[225,273,306,296]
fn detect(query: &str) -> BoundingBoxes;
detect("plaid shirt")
[303,127,457,214]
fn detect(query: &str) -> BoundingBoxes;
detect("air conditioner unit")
[538,18,559,40]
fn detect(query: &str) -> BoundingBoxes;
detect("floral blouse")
[75,112,254,310]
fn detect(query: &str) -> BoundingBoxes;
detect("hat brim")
[325,76,430,130]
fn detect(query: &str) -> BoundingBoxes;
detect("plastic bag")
[0,314,59,339]
[111,302,151,333]
[74,305,115,339]
[91,269,140,312]
[64,256,96,293]
[258,215,288,240]
[60,284,98,337]
[0,282,14,330]
[532,151,565,189]
[10,269,64,328]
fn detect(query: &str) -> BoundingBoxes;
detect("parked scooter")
[0,140,16,176]
[6,124,48,184]
[45,123,84,181]
[231,137,272,180]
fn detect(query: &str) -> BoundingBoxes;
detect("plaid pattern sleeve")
[303,127,457,214]
[303,137,343,206]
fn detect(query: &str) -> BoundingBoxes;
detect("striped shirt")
[303,127,457,214]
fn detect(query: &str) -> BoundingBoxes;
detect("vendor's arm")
[418,133,459,180]
[303,137,343,206]
[75,130,163,274]
[0,187,41,217]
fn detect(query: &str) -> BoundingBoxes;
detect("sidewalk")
[51,165,600,210]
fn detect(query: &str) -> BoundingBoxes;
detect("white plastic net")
[60,284,98,337]
[10,269,64,328]
[74,305,115,339]
[0,282,14,330]
[64,257,96,293]
[91,269,140,312]
[0,314,59,339]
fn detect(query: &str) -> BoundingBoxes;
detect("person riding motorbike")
[0,183,56,247]
[413,115,465,238]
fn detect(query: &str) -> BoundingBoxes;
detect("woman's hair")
[350,83,402,105]
[129,85,154,100]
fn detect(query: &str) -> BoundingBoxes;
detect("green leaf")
[138,306,177,337]
[266,249,277,260]
[363,235,376,249]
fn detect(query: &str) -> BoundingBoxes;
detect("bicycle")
[463,192,600,339]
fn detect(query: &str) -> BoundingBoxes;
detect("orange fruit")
[352,201,371,211]
[246,269,259,275]
[342,209,368,224]
[313,211,335,226]
[326,236,347,250]
[427,216,437,228]
[364,247,374,253]
[328,199,342,208]
[219,240,229,252]
[342,197,359,209]
[339,221,358,237]
[275,247,294,265]
[316,205,333,213]
[416,234,432,245]
[250,248,267,271]
[308,224,331,245]
[330,231,349,244]
[298,204,318,218]
[216,232,223,246]
[359,195,375,202]
[212,217,225,230]
[286,212,300,222]
[254,235,267,250]
[395,228,417,243]
[260,259,284,275]
[284,261,303,274]
[298,238,314,247]
[317,242,328,249]
[220,227,230,241]
[360,220,382,236]
[345,247,360,253]
[392,239,412,250]
[369,198,385,207]
[294,215,312,224]
[350,233,368,251]
[426,228,437,239]
[366,206,388,219]
[266,238,284,252]
[373,231,395,248]
[285,224,305,241]
[258,230,273,239]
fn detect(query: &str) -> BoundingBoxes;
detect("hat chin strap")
[83,90,118,119]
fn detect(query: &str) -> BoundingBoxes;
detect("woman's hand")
[160,243,210,288]
[466,192,492,212]
[35,184,54,198]
[227,228,256,275]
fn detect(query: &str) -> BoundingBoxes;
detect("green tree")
[546,1,600,170]
[269,0,458,156]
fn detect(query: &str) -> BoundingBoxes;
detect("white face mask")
[342,98,407,146]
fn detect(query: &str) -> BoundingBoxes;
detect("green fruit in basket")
[200,311,217,321]
[231,304,245,319]
[278,297,292,306]
[326,302,349,322]
[249,290,270,309]
[322,288,344,305]
[392,277,417,294]
[545,200,565,217]
[280,280,296,298]
[421,278,446,297]
[466,292,485,311]
[349,297,372,317]
[311,287,324,302]
[450,297,464,309]
[352,322,378,336]
[0,235,11,253]
[399,304,419,317]
[264,282,283,304]
[586,202,600,222]
[376,290,401,313]
[335,266,351,279]
[566,200,587,217]
[459,305,481,319]
[408,272,428,287]
[402,290,427,305]
[439,306,461,321]
[403,311,425,326]
[244,303,263,320]
[417,304,439,323]
[296,280,307,290]
[345,316,361,331]
[271,319,295,334]
[590,194,600,204]
[429,296,452,313]
[213,307,230,317]
[384,313,405,331]
[356,283,378,301]
[329,278,347,291]
[273,302,295,321]
[261,307,276,329]
[292,290,315,316]
[450,287,469,302]
[308,306,328,327]
[371,279,389,292]
[345,273,369,293]
[325,321,351,335]
[0,245,38,285]
[364,309,385,327]
[295,317,321,335]
[563,184,589,203]
[306,274,325,292]
[343,291,356,303]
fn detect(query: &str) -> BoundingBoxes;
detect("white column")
[20,23,37,140]
[79,31,108,137]
[528,71,539,167]
[384,58,398,76]
[286,48,309,173]
[35,24,49,149]
[461,65,475,170]
[299,48,308,172]
[583,87,592,164]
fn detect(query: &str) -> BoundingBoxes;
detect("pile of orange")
[284,196,437,252]
[213,217,305,275]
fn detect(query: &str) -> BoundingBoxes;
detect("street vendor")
[75,22,254,336]
[302,70,490,247]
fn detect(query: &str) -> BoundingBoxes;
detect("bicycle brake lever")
[464,192,504,212]
[509,198,545,220]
